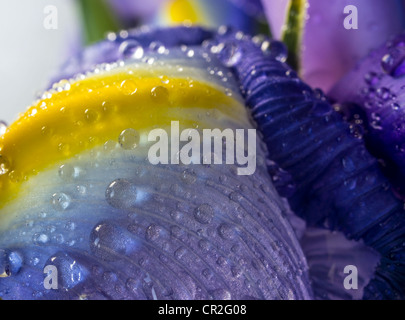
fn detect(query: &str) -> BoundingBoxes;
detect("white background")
[0,0,80,124]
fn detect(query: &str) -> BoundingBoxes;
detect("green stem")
[282,0,307,71]
[77,0,122,45]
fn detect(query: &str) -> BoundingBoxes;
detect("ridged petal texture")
[211,29,405,299]
[0,26,312,300]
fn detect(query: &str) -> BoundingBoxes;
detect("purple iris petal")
[330,33,405,199]
[260,0,290,39]
[213,29,405,299]
[261,0,405,92]
[303,0,404,92]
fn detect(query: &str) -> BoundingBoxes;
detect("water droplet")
[231,266,243,278]
[0,155,11,175]
[76,185,87,195]
[341,157,355,172]
[344,178,357,190]
[261,40,287,62]
[0,121,7,136]
[105,179,137,209]
[7,170,22,183]
[159,75,170,84]
[0,250,23,277]
[194,204,214,224]
[145,224,161,241]
[47,252,88,289]
[202,268,213,280]
[58,164,80,181]
[104,140,117,151]
[364,71,380,86]
[210,288,231,300]
[149,41,166,54]
[103,271,118,285]
[120,80,138,95]
[84,108,99,123]
[32,233,49,245]
[370,112,383,130]
[285,70,297,78]
[170,225,182,238]
[150,86,169,103]
[224,88,233,96]
[218,223,234,239]
[181,169,197,184]
[234,31,245,40]
[102,101,117,115]
[310,101,331,116]
[217,256,227,267]
[118,128,140,150]
[51,192,71,211]
[217,25,230,36]
[186,49,195,58]
[145,57,155,65]
[58,143,71,156]
[119,40,144,59]
[376,87,391,100]
[90,222,127,261]
[381,46,405,77]
[174,247,187,260]
[391,102,401,110]
[65,221,76,231]
[349,124,364,139]
[170,210,182,221]
[229,191,243,202]
[218,41,243,67]
[252,34,267,46]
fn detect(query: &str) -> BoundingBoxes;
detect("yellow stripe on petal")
[166,0,208,26]
[0,64,247,209]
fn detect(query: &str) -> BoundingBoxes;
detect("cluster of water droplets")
[357,51,403,133]
[207,27,288,68]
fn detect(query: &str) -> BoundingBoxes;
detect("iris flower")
[0,0,404,300]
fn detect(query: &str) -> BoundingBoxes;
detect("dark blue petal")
[212,31,405,299]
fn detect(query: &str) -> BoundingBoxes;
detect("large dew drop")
[194,204,214,224]
[150,86,169,103]
[261,40,288,62]
[46,252,88,290]
[0,249,23,277]
[119,128,140,150]
[218,41,243,67]
[105,178,138,209]
[381,46,405,78]
[51,192,71,211]
[119,40,144,60]
[89,222,128,261]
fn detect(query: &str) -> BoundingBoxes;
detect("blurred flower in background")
[262,0,405,92]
